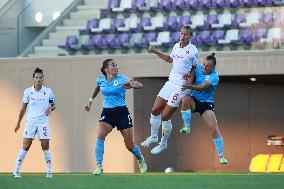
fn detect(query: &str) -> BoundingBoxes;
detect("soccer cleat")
[180,127,190,134]
[219,156,228,165]
[141,136,158,147]
[46,173,52,178]
[151,142,167,155]
[138,157,147,174]
[93,164,103,175]
[13,172,21,178]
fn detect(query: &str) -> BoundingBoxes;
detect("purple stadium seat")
[252,28,267,41]
[231,13,246,28]
[132,0,146,10]
[205,14,218,28]
[133,17,151,31]
[118,33,130,47]
[104,34,118,48]
[176,0,188,9]
[201,0,216,8]
[237,28,253,43]
[58,35,78,50]
[215,0,226,7]
[198,30,211,45]
[158,0,172,9]
[189,0,200,8]
[225,0,239,7]
[239,0,254,6]
[136,32,157,47]
[177,15,191,29]
[111,18,125,31]
[162,31,179,47]
[261,12,273,26]
[100,0,120,15]
[156,16,177,30]
[79,19,99,34]
[207,30,225,45]
[92,34,106,48]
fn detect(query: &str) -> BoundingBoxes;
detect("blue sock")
[131,145,143,161]
[95,138,105,165]
[213,137,224,157]
[181,110,191,128]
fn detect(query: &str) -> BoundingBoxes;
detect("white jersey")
[23,85,55,124]
[169,42,199,85]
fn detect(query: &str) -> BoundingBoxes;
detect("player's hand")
[183,73,191,81]
[45,107,51,116]
[14,123,20,133]
[123,81,132,89]
[85,102,92,112]
[148,46,157,54]
[181,82,192,91]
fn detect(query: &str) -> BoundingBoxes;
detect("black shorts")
[192,97,215,116]
[99,106,133,130]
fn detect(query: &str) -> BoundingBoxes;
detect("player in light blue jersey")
[84,59,147,175]
[180,53,228,165]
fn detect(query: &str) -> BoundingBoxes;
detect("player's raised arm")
[15,103,28,132]
[148,46,173,63]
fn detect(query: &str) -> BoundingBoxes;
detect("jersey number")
[128,115,132,125]
[172,93,179,101]
[43,127,47,136]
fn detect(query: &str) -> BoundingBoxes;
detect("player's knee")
[151,108,160,116]
[23,146,31,151]
[181,96,191,111]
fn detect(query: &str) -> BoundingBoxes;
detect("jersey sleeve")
[49,89,55,104]
[206,73,219,87]
[23,89,29,103]
[122,75,130,83]
[169,44,176,59]
[96,76,102,86]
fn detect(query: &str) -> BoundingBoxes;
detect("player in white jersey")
[141,26,199,154]
[13,67,56,178]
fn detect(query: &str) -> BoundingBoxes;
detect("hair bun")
[210,52,215,57]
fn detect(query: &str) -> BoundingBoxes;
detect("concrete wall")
[0,50,284,173]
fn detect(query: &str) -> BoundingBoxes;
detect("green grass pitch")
[1,173,284,189]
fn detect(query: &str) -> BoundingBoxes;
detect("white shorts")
[23,122,51,140]
[158,81,191,107]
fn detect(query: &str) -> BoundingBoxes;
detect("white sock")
[161,120,172,145]
[150,114,161,138]
[44,150,52,174]
[14,149,27,173]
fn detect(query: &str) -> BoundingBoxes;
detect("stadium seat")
[112,0,132,12]
[100,0,120,15]
[118,33,131,47]
[149,31,170,46]
[129,33,143,47]
[91,18,111,33]
[207,30,226,45]
[135,17,151,31]
[216,0,226,7]
[177,15,191,29]
[239,12,261,27]
[261,12,274,27]
[231,13,246,28]
[111,18,125,31]
[57,35,79,50]
[212,13,232,28]
[144,15,164,31]
[253,28,267,41]
[189,0,201,8]
[225,0,240,7]
[79,19,99,34]
[176,0,188,9]
[260,27,281,42]
[218,29,239,44]
[191,12,205,29]
[136,32,157,47]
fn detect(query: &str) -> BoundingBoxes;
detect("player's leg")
[39,125,52,177]
[141,96,167,147]
[201,110,228,165]
[180,96,196,134]
[13,123,36,177]
[94,121,113,175]
[120,128,147,174]
[13,138,33,177]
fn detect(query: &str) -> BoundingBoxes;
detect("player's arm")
[15,103,28,132]
[85,85,100,112]
[123,80,143,89]
[182,81,212,91]
[149,46,173,63]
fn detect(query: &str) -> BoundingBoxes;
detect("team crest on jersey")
[114,80,119,86]
[205,75,210,80]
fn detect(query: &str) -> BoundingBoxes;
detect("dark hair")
[101,59,113,76]
[206,52,216,65]
[181,25,193,36]
[33,67,43,78]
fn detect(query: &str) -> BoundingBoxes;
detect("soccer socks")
[14,149,27,173]
[160,120,172,145]
[213,137,224,157]
[181,109,191,129]
[43,149,52,174]
[150,114,161,138]
[131,144,143,161]
[95,138,105,165]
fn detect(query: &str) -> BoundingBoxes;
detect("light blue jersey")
[191,64,219,103]
[96,74,130,108]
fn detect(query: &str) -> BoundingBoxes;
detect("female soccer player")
[13,67,56,178]
[141,25,198,154]
[84,59,147,175]
[180,53,228,164]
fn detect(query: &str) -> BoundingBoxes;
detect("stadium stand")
[29,0,284,57]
